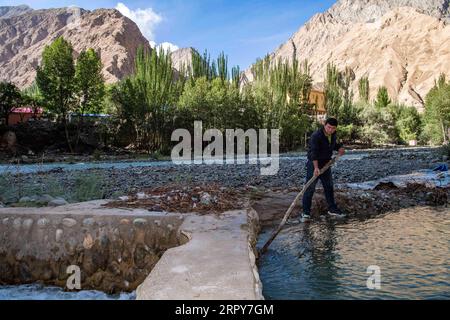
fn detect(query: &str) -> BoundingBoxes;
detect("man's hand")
[338,148,345,156]
[314,167,321,177]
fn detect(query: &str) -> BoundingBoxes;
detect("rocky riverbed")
[0,147,447,207]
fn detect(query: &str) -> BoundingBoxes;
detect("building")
[308,83,326,120]
[8,107,43,125]
[68,113,111,123]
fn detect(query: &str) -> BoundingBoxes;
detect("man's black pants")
[302,160,338,215]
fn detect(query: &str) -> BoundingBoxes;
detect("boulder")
[48,198,69,207]
[1,131,16,152]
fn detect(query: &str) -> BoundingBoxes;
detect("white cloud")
[116,3,179,54]
[116,2,162,42]
[157,42,179,53]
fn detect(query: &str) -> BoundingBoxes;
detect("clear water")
[0,284,136,300]
[257,207,450,300]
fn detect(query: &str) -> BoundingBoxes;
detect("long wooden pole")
[259,155,341,255]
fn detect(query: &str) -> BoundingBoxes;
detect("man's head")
[324,118,338,135]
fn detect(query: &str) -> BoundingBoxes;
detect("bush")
[71,173,106,202]
[337,124,357,143]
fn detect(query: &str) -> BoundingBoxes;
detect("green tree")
[324,63,342,117]
[338,67,358,125]
[359,103,397,146]
[36,36,76,151]
[395,105,422,143]
[358,76,370,103]
[74,48,105,149]
[110,46,181,153]
[374,86,391,109]
[0,82,22,125]
[422,74,450,144]
[248,53,313,149]
[21,82,44,121]
[74,48,105,115]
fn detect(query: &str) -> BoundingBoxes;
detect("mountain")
[170,47,196,73]
[245,0,450,110]
[0,4,32,19]
[0,6,151,88]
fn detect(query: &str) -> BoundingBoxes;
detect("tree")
[0,82,22,125]
[36,36,76,152]
[74,48,105,149]
[423,74,450,144]
[338,67,357,125]
[110,46,180,152]
[395,105,421,143]
[374,86,391,109]
[358,76,370,103]
[74,48,105,115]
[248,53,313,149]
[21,82,44,120]
[324,63,342,117]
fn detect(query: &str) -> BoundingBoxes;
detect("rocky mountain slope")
[170,47,196,73]
[246,0,450,109]
[0,5,151,88]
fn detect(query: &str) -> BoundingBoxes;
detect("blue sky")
[1,0,336,69]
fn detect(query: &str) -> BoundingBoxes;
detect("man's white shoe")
[327,210,346,218]
[300,214,311,223]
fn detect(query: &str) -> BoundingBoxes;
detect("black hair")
[325,118,338,127]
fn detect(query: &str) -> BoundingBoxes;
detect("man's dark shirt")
[307,127,343,168]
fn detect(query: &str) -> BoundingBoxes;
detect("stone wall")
[0,200,186,293]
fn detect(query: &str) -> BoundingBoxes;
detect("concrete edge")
[136,204,265,300]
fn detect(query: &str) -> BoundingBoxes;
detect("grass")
[0,167,108,205]
[69,173,106,202]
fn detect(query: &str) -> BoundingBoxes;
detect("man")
[301,118,346,222]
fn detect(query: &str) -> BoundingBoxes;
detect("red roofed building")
[8,107,43,125]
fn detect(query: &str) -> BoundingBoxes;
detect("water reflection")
[257,207,450,300]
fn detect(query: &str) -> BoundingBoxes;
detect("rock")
[19,196,33,203]
[200,192,213,205]
[48,198,69,207]
[133,218,147,226]
[150,204,162,212]
[13,218,22,230]
[136,192,148,200]
[36,194,54,205]
[0,202,4,208]
[245,2,450,109]
[1,131,16,151]
[0,7,151,89]
[55,229,63,242]
[83,233,94,249]
[62,218,77,228]
[82,218,96,227]
[37,218,50,228]
[22,218,33,230]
